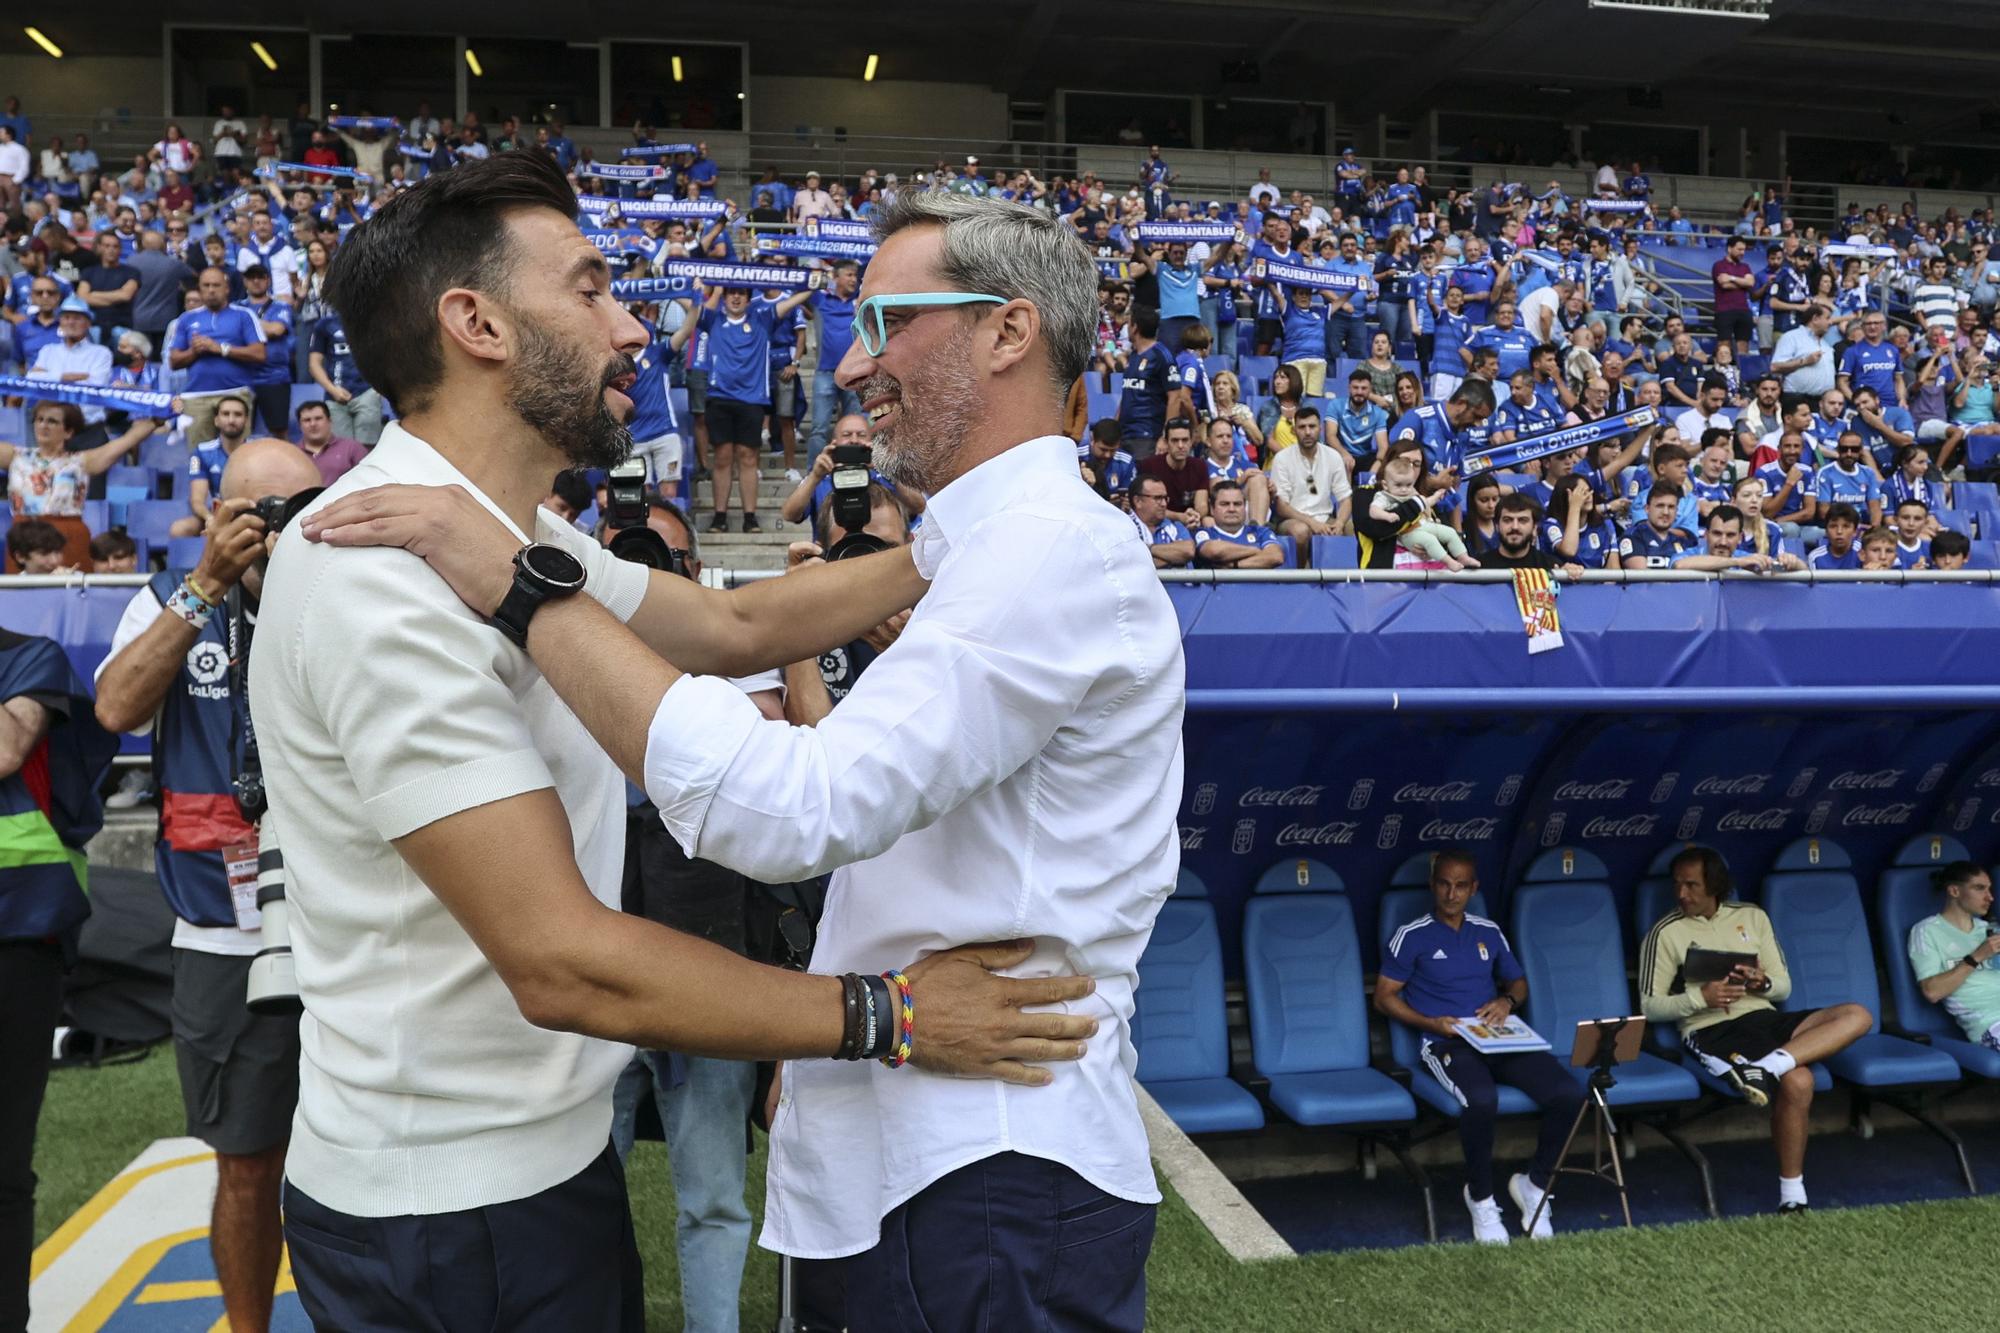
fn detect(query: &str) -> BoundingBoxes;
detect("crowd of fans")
[4,86,2000,575]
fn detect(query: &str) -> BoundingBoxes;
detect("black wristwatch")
[489,543,587,647]
[1963,954,1984,972]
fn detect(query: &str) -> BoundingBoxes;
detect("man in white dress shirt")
[306,188,1183,1330]
[252,152,1099,1332]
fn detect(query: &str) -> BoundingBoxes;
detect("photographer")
[93,439,323,1333]
[783,481,913,726]
[598,493,780,1333]
[779,412,928,531]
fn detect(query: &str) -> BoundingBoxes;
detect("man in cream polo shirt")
[251,152,1099,1330]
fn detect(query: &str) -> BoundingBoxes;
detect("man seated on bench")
[1908,860,2000,1052]
[1374,848,1586,1245]
[1639,846,1870,1214]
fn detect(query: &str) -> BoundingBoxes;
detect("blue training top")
[1379,912,1524,1020]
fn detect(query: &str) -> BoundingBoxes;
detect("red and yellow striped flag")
[1513,568,1564,655]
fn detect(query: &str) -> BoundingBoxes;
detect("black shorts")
[1253,317,1284,352]
[685,368,708,415]
[1684,1006,1814,1070]
[707,397,766,448]
[1714,310,1756,345]
[171,948,300,1155]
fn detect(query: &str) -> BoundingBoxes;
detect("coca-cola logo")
[1554,779,1635,802]
[1827,769,1905,792]
[1978,770,2000,790]
[1693,774,1772,797]
[1419,817,1500,842]
[1581,814,1660,839]
[1716,808,1792,833]
[1274,820,1360,847]
[1394,781,1478,803]
[1842,802,1917,828]
[1239,784,1325,808]
[1179,826,1206,851]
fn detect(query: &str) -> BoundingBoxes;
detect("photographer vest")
[0,631,118,942]
[146,570,257,928]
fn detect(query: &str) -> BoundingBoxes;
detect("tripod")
[1526,1017,1635,1234]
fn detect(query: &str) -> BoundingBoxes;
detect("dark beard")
[507,322,635,469]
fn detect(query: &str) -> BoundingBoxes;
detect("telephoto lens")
[244,851,302,1015]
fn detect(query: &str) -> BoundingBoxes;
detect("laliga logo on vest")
[1842,802,1917,828]
[1693,774,1772,797]
[1190,782,1217,815]
[1394,781,1476,803]
[1179,825,1206,852]
[1554,779,1635,801]
[1786,767,1819,799]
[1581,814,1660,839]
[1420,816,1500,842]
[1238,784,1324,807]
[1275,820,1359,848]
[1828,768,1905,792]
[184,641,229,694]
[1715,808,1791,833]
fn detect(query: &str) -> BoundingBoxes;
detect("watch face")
[521,543,586,589]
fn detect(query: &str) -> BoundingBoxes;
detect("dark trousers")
[284,1143,644,1332]
[845,1152,1155,1333]
[248,383,293,442]
[1423,1037,1587,1201]
[0,940,63,1332]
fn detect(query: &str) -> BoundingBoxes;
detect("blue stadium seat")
[127,500,183,547]
[1374,884,1537,1118]
[105,465,152,493]
[81,500,109,535]
[1237,355,1278,396]
[1760,838,1962,1088]
[1273,535,1298,568]
[104,486,149,528]
[166,537,206,571]
[1174,867,1209,899]
[1309,535,1359,569]
[1133,898,1264,1135]
[1510,851,1702,1109]
[1085,381,1122,424]
[1875,834,2000,1080]
[1243,889,1417,1129]
[288,382,324,426]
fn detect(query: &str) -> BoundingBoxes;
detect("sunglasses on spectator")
[854,292,1006,357]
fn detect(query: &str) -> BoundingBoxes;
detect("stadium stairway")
[687,473,814,572]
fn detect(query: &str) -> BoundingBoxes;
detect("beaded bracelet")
[880,969,914,1069]
[164,582,215,631]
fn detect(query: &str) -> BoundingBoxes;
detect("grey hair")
[871,191,1097,394]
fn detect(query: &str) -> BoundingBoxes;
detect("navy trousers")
[844,1151,1155,1333]
[283,1143,644,1332]
[1422,1037,1588,1201]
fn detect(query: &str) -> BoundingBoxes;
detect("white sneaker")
[1509,1172,1554,1239]
[1464,1186,1509,1245]
[785,467,804,485]
[105,768,153,810]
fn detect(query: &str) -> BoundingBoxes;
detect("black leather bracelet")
[836,973,864,1060]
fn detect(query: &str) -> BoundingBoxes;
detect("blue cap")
[1341,146,1357,155]
[57,295,90,316]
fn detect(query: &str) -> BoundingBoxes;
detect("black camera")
[251,486,325,535]
[829,444,873,535]
[603,458,691,577]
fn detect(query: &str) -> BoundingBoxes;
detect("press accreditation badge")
[225,842,262,931]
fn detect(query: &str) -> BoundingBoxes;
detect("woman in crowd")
[0,402,159,518]
[1393,370,1425,418]
[1360,329,1401,410]
[1211,370,1266,465]
[1257,363,1306,449]
[1462,473,1505,557]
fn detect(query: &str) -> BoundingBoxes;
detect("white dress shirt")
[643,433,1185,1258]
[29,337,114,424]
[1268,440,1352,522]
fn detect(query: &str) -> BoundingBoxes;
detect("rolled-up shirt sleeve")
[644,513,1128,881]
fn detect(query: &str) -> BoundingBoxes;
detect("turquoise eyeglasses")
[854,292,1007,357]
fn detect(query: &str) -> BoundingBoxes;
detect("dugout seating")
[1875,834,2000,1081]
[1134,886,1265,1135]
[1759,838,1974,1190]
